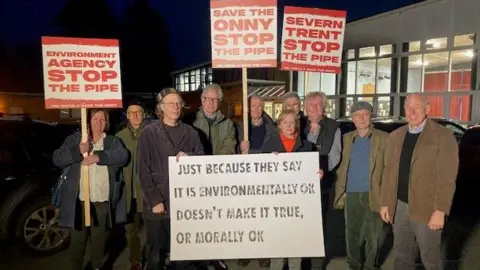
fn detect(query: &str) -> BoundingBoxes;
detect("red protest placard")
[281,7,346,74]
[210,0,278,68]
[42,36,123,109]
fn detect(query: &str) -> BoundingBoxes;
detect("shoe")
[131,262,142,270]
[211,260,228,270]
[237,259,251,267]
[258,259,270,268]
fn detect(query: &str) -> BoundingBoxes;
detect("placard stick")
[242,67,249,141]
[289,71,293,92]
[80,108,91,227]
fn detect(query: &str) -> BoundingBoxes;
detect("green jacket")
[193,109,236,155]
[116,123,146,213]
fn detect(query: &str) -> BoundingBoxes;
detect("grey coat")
[52,132,129,229]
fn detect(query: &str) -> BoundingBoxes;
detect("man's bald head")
[405,93,430,127]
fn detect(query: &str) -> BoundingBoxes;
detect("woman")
[138,88,204,270]
[262,109,323,270]
[52,109,128,270]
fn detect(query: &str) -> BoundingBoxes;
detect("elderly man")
[334,101,388,270]
[193,83,236,156]
[116,100,149,270]
[380,93,459,270]
[193,83,235,270]
[238,94,276,155]
[282,91,303,117]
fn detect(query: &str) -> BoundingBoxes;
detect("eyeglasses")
[164,102,183,108]
[202,96,219,103]
[127,110,144,116]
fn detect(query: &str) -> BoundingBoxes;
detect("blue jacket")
[52,132,129,229]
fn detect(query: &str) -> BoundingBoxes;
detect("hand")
[428,210,445,230]
[240,141,250,154]
[176,151,187,162]
[379,207,391,224]
[152,203,166,215]
[79,142,91,154]
[81,154,99,166]
[317,169,324,180]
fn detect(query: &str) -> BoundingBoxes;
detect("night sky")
[0,0,422,69]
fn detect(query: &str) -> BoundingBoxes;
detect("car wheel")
[16,197,70,255]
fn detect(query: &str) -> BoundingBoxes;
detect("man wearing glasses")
[192,84,236,270]
[116,100,149,270]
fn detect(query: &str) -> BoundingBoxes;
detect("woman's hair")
[88,109,110,138]
[276,109,300,132]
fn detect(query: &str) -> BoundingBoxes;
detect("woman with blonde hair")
[262,109,323,270]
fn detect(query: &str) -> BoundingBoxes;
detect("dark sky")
[0,0,421,70]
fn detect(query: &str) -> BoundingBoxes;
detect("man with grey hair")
[192,83,235,270]
[380,93,458,270]
[334,101,388,270]
[193,83,236,156]
[282,91,303,117]
[298,91,341,270]
[238,94,276,155]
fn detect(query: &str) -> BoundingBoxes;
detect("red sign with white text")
[281,7,346,73]
[210,0,277,68]
[42,37,123,109]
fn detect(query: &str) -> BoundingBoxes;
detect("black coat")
[262,132,313,153]
[137,120,204,219]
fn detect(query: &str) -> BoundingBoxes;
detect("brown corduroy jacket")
[380,119,459,225]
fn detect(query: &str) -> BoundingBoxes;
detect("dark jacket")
[262,132,313,153]
[138,120,204,219]
[52,133,129,229]
[115,119,152,214]
[236,113,277,154]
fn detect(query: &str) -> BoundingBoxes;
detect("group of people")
[52,82,458,270]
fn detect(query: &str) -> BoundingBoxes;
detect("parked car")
[0,117,76,255]
[337,116,466,142]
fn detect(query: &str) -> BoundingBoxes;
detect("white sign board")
[168,152,324,261]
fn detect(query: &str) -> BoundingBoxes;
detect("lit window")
[377,58,392,94]
[320,73,336,95]
[454,34,475,47]
[450,49,474,91]
[403,41,421,52]
[379,45,393,56]
[406,55,423,92]
[359,47,376,58]
[377,97,391,117]
[347,49,355,59]
[356,60,376,94]
[346,62,356,95]
[425,37,447,50]
[345,97,354,116]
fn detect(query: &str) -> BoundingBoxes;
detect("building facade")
[299,0,480,124]
[172,0,480,124]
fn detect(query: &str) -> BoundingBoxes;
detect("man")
[193,83,236,270]
[193,83,236,155]
[138,88,204,270]
[299,92,341,270]
[116,100,148,270]
[380,93,459,270]
[334,101,388,270]
[238,94,276,155]
[236,94,275,268]
[282,91,303,117]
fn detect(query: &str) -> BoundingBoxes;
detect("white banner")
[168,152,324,261]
